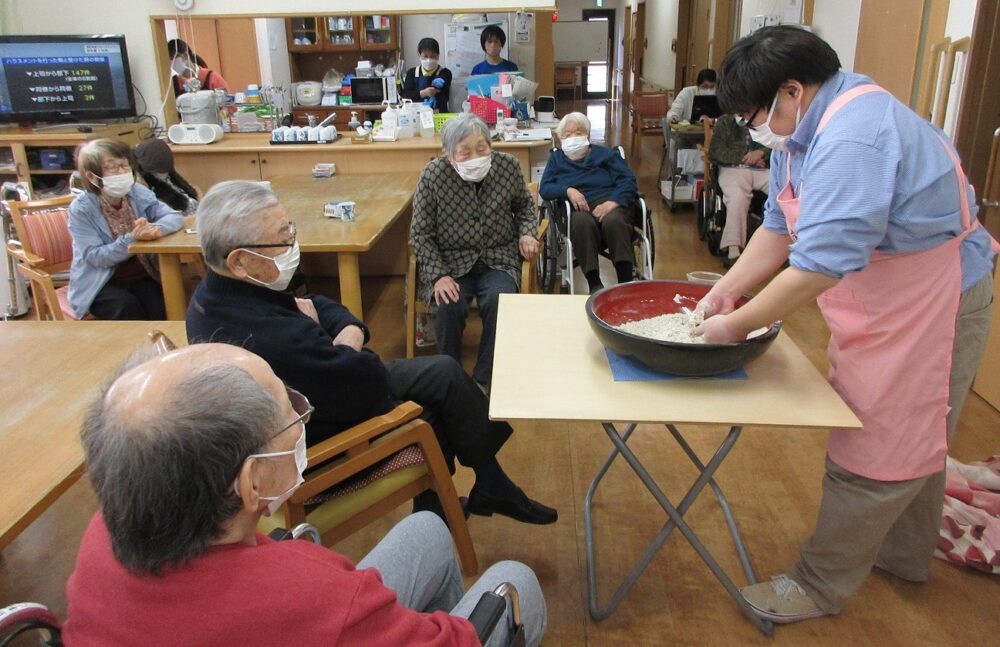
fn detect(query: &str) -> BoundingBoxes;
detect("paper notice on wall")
[515,12,531,43]
[783,0,804,25]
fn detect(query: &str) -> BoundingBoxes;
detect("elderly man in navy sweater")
[540,111,639,294]
[185,181,556,525]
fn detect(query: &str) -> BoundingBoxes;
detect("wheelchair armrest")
[0,602,62,645]
[467,582,521,645]
[267,523,322,544]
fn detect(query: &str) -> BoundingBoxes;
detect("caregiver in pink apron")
[694,26,997,625]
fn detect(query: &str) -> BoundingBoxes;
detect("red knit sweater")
[63,514,479,646]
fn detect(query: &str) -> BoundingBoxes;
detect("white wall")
[941,0,978,138]
[738,0,804,36]
[811,0,862,72]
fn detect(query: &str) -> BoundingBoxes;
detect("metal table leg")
[584,422,774,635]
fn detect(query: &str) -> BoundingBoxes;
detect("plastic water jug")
[417,104,436,138]
[380,100,399,129]
[397,99,416,139]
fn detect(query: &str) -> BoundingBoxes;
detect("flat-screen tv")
[0,34,137,123]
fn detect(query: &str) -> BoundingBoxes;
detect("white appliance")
[168,123,225,145]
[176,90,220,125]
[0,184,30,318]
[295,81,323,107]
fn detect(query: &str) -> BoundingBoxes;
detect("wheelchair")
[697,158,767,258]
[537,146,655,294]
[0,522,528,647]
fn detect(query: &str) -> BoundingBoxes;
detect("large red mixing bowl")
[586,280,781,377]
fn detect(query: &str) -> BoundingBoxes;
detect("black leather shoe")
[466,485,558,525]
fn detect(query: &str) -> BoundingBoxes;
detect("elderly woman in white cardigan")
[411,113,540,392]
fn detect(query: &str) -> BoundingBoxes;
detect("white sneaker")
[740,575,828,624]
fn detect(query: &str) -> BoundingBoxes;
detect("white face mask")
[171,56,192,77]
[561,135,590,159]
[237,427,308,517]
[99,172,135,199]
[698,87,716,96]
[420,58,439,72]
[244,241,300,291]
[452,154,492,182]
[749,92,799,152]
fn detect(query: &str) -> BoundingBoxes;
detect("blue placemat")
[604,348,748,381]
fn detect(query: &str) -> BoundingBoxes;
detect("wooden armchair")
[4,195,81,320]
[630,91,670,161]
[257,401,478,575]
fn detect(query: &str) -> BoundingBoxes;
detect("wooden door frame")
[582,8,616,99]
[955,0,1000,233]
[675,0,691,97]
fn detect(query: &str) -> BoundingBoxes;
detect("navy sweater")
[186,271,394,445]
[539,144,638,208]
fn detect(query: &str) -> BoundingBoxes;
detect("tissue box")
[324,201,356,221]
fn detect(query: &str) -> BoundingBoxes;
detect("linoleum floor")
[1,100,998,645]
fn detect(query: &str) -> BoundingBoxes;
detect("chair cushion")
[22,208,72,266]
[55,285,92,320]
[305,444,426,506]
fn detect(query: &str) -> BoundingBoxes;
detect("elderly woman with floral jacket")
[411,113,540,391]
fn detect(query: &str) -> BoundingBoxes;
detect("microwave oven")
[350,76,398,105]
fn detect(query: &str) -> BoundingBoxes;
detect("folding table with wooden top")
[489,294,862,635]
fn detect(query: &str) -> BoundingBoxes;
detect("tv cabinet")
[0,124,142,198]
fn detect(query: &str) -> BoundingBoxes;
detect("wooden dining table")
[0,321,188,552]
[129,171,419,321]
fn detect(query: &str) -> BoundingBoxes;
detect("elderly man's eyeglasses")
[236,221,297,250]
[735,105,764,130]
[265,387,314,443]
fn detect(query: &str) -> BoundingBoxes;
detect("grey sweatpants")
[358,512,547,646]
[789,271,994,613]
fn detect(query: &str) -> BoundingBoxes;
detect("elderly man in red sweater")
[62,343,545,646]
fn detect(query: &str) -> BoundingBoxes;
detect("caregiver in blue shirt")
[694,26,996,626]
[470,25,518,75]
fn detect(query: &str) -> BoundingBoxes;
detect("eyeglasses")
[265,387,314,444]
[735,105,764,130]
[101,161,133,175]
[235,221,297,250]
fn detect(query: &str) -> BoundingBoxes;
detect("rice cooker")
[176,90,220,125]
[296,81,323,107]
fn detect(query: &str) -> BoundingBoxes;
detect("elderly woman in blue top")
[539,112,639,294]
[68,139,182,319]
[694,26,996,626]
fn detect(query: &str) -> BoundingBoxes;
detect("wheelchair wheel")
[697,190,709,241]
[705,209,726,257]
[539,212,561,293]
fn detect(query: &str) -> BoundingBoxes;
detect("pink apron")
[776,84,999,481]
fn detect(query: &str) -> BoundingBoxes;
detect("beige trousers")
[717,166,769,250]
[789,271,994,614]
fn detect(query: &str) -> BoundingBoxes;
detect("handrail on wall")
[933,36,971,129]
[919,37,950,121]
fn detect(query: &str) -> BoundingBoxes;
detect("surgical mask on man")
[98,172,135,199]
[453,154,491,182]
[238,427,308,517]
[561,136,590,159]
[420,58,439,72]
[749,92,799,152]
[244,241,300,291]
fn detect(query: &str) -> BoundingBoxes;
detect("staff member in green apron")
[694,25,997,624]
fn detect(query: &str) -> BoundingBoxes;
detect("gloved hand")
[431,77,446,90]
[423,96,437,109]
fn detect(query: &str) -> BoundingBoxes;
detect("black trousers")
[89,276,166,321]
[385,355,512,473]
[569,206,635,275]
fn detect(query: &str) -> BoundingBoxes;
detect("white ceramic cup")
[686,271,723,285]
[285,127,300,142]
[308,126,321,141]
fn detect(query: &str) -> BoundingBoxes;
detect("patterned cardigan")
[411,151,536,303]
